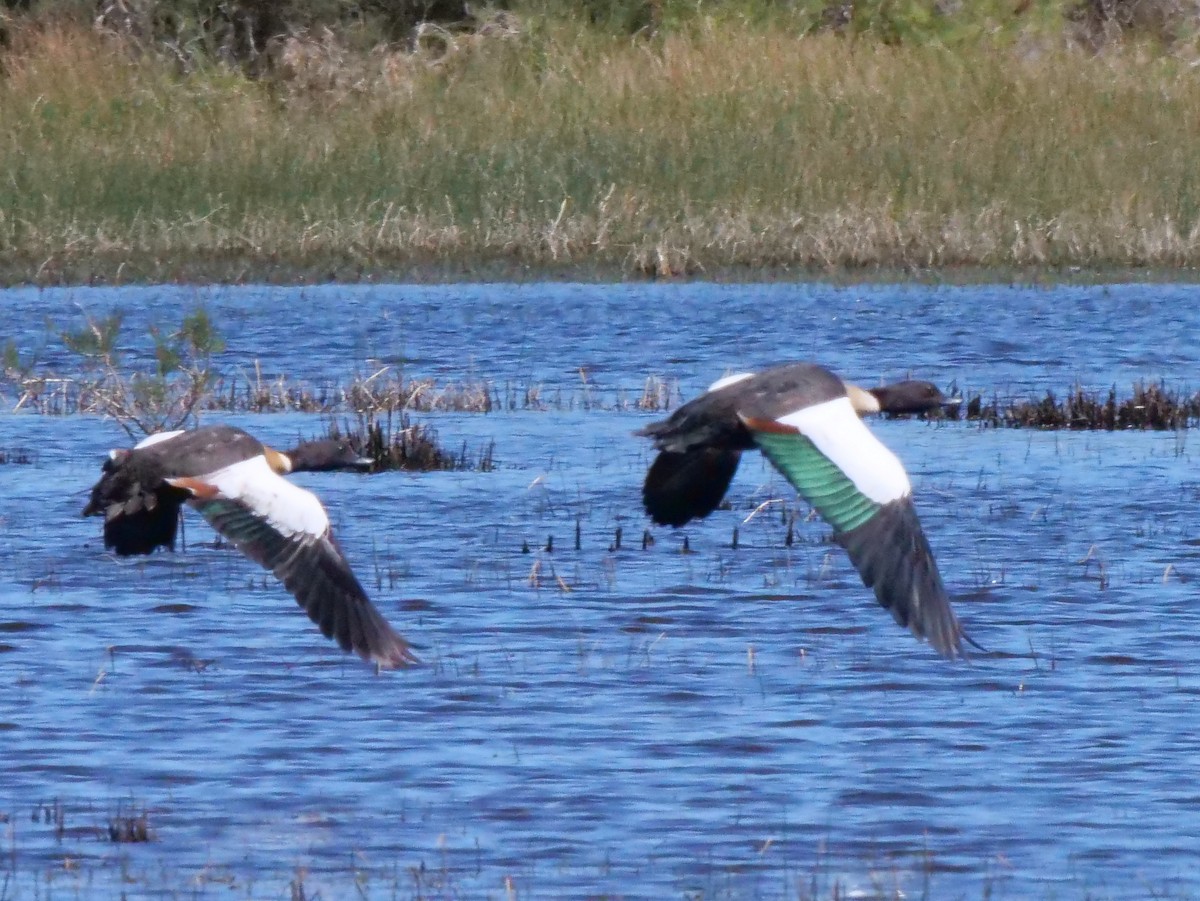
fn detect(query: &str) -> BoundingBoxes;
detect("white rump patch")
[201,455,330,539]
[777,397,911,504]
[133,430,186,450]
[707,372,755,393]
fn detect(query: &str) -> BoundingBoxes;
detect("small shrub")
[1067,0,1200,49]
[60,306,225,437]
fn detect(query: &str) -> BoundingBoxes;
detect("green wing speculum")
[749,428,879,534]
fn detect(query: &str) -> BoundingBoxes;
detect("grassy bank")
[4,8,1200,282]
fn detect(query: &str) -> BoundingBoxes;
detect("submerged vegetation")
[2,1,1200,280]
[324,413,496,472]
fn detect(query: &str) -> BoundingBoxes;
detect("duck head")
[284,438,374,473]
[848,379,962,416]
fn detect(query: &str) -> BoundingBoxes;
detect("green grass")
[4,9,1200,282]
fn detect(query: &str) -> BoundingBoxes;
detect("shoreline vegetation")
[4,1,1200,283]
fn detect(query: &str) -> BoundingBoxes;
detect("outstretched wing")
[642,447,742,527]
[167,456,417,668]
[741,397,966,658]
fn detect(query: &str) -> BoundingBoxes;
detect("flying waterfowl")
[637,363,967,658]
[82,425,417,669]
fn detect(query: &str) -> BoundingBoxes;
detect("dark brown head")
[284,438,373,473]
[867,380,961,416]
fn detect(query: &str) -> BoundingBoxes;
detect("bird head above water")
[275,438,374,473]
[847,379,962,416]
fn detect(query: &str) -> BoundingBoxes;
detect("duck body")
[637,362,967,658]
[636,365,848,530]
[83,425,415,668]
[84,426,267,555]
[638,363,950,528]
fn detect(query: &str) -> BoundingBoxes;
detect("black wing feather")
[834,497,965,658]
[642,448,742,528]
[193,498,418,668]
[99,486,189,556]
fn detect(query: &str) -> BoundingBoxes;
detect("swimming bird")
[82,425,417,668]
[637,363,967,658]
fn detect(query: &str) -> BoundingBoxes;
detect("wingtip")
[923,608,985,662]
[943,628,987,662]
[372,640,422,670]
[833,497,972,662]
[932,633,969,662]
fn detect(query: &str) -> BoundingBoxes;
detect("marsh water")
[2,281,1200,900]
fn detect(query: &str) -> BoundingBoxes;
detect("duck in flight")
[637,363,969,658]
[83,425,417,668]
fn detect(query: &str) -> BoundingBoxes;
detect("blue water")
[1,282,1199,899]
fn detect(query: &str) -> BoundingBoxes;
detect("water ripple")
[1,282,1197,898]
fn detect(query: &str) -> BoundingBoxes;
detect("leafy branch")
[61,306,225,438]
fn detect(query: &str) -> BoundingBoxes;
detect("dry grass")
[5,18,1200,279]
[1,364,679,416]
[205,368,497,414]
